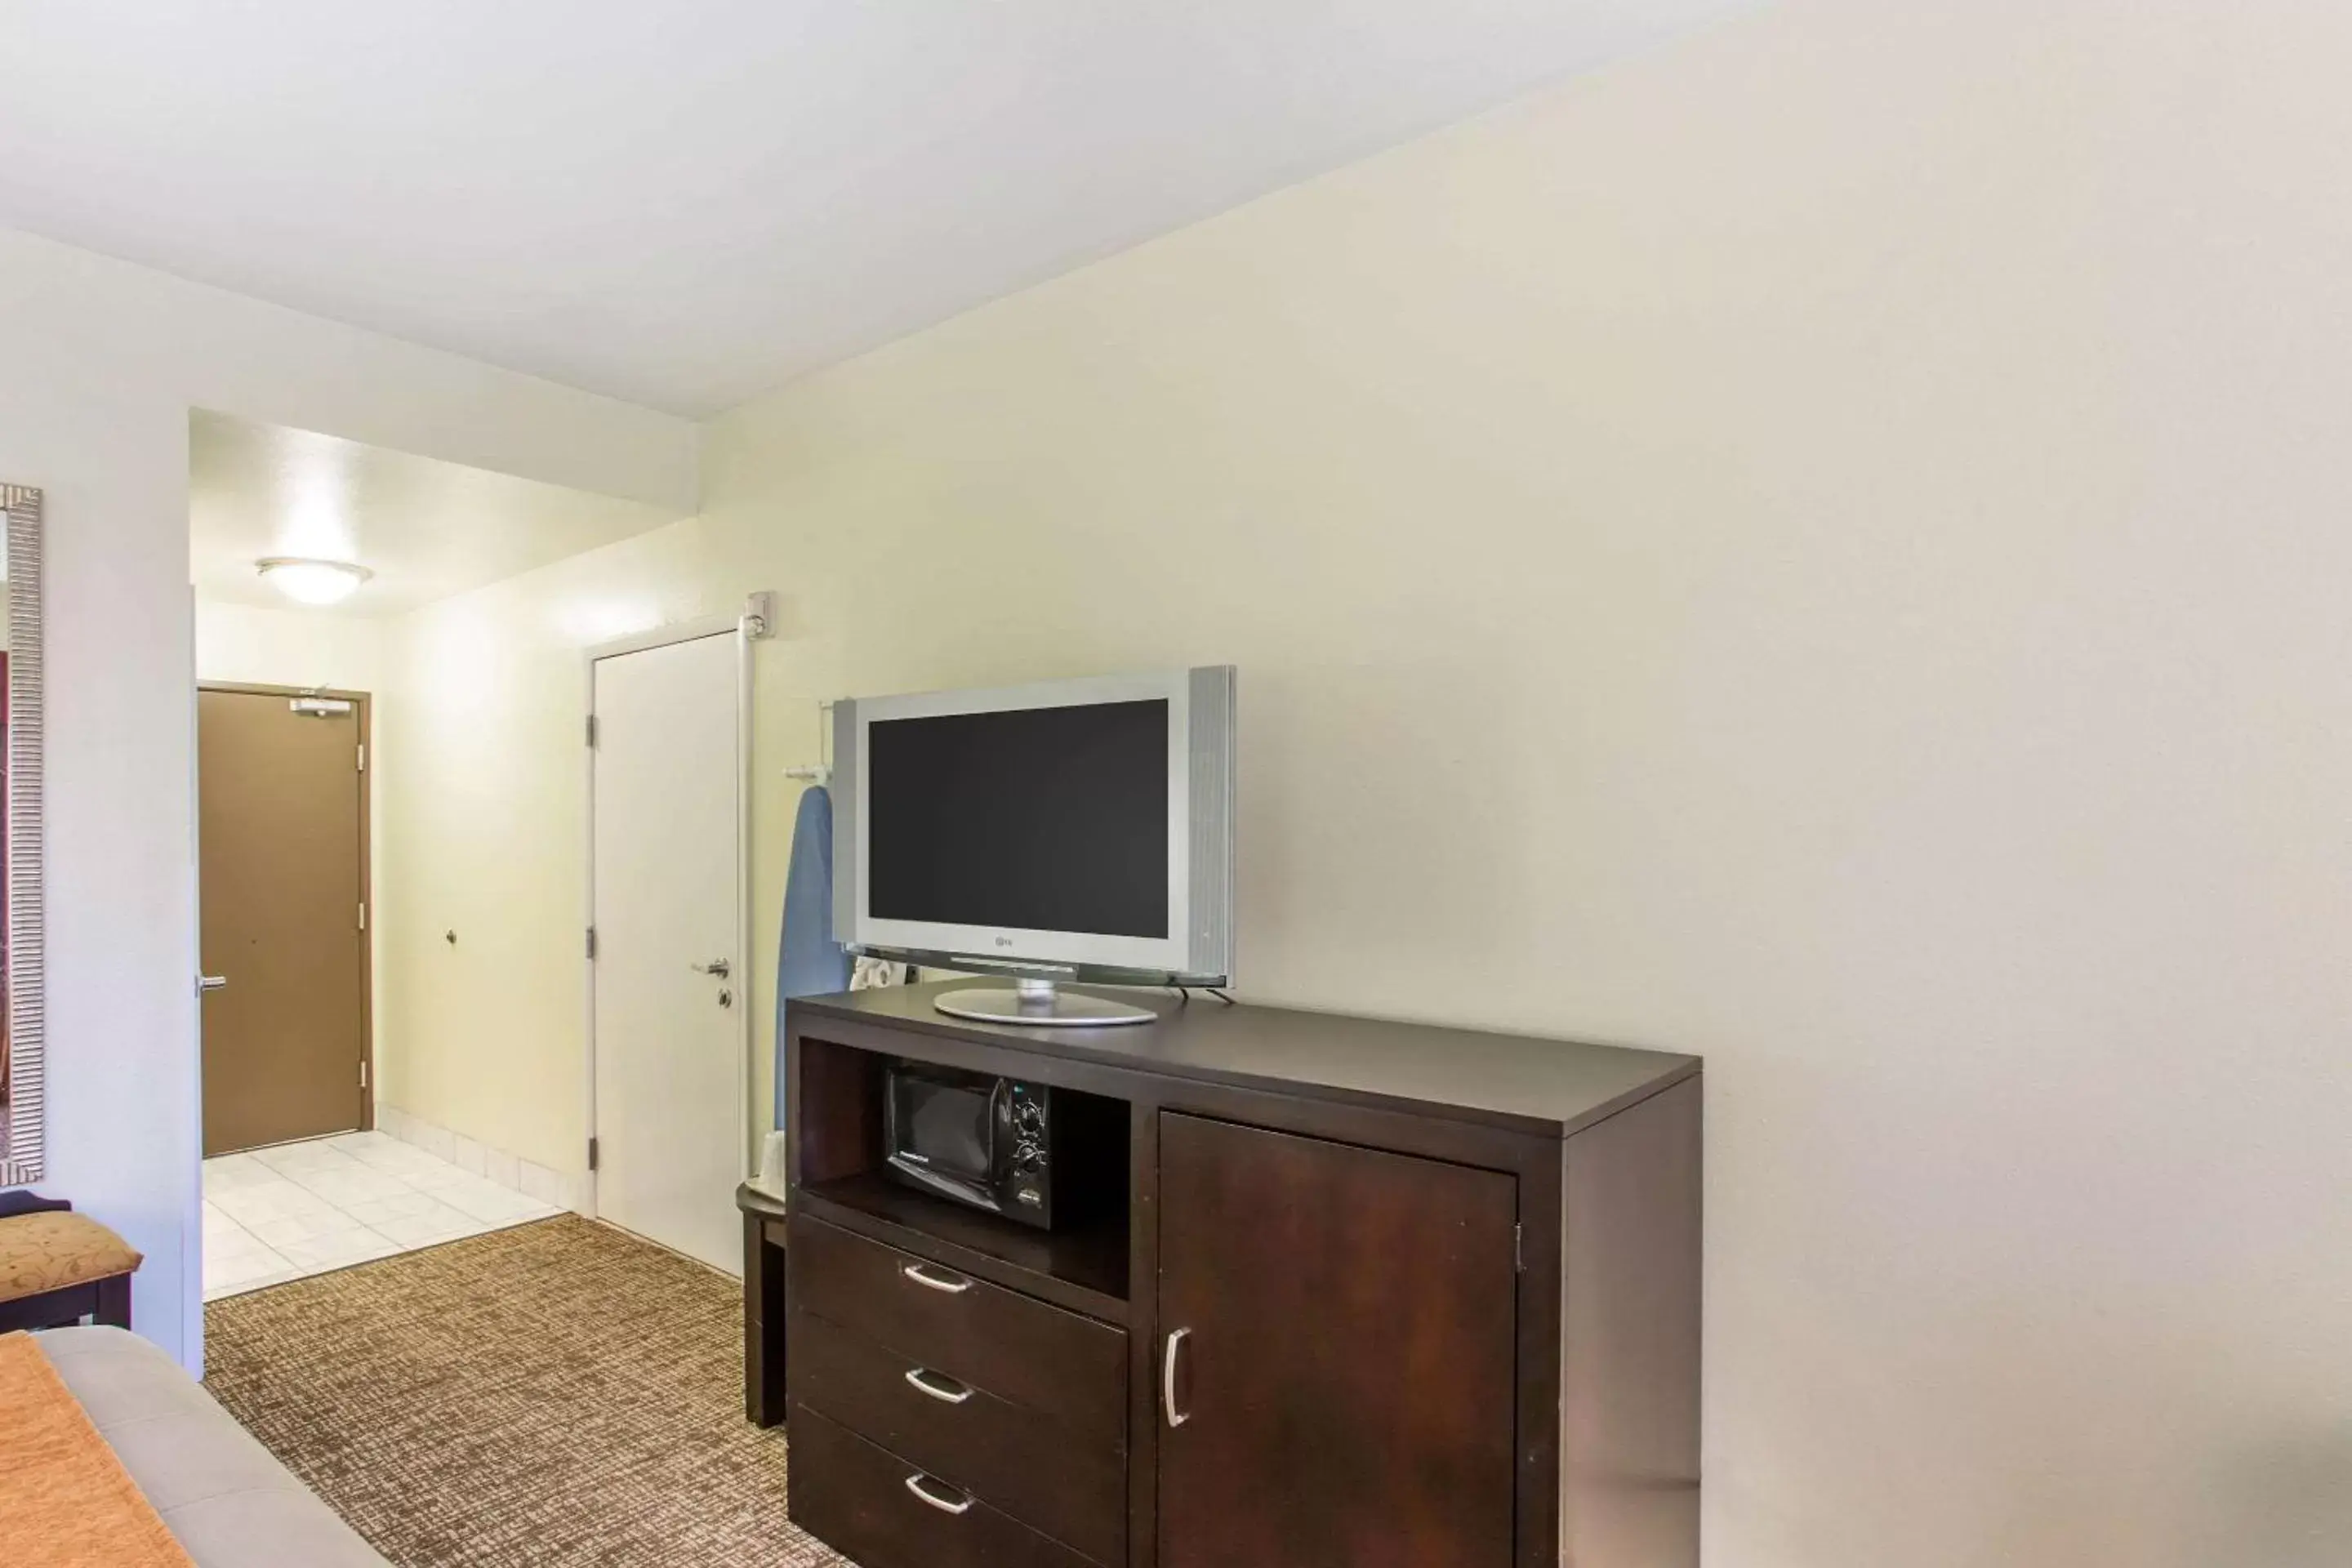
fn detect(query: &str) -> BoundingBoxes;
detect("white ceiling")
[190,411,682,616]
[1,1,1748,416]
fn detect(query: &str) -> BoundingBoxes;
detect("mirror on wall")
[0,483,44,1186]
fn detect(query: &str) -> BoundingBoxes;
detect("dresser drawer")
[790,1405,1100,1568]
[790,1214,1127,1446]
[791,1307,1125,1566]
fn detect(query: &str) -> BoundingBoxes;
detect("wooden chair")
[0,1192,140,1333]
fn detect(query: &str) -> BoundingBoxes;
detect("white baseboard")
[376,1104,589,1216]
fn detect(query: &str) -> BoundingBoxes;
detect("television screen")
[866,699,1169,938]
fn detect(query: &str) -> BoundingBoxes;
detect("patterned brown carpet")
[203,1216,855,1567]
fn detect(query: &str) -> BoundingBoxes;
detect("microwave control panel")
[1008,1082,1049,1209]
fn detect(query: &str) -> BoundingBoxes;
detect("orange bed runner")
[0,1332,194,1568]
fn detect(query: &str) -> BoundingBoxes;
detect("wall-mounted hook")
[786,699,839,785]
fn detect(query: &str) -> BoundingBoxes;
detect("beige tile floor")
[203,1130,561,1301]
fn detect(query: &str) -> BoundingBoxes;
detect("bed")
[29,1326,387,1567]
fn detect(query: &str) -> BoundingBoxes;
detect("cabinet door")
[1156,1113,1519,1568]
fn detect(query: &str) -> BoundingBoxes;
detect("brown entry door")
[199,688,368,1156]
[1156,1112,1521,1568]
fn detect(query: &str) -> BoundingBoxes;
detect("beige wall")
[371,530,736,1172]
[194,599,388,693]
[370,2,2352,1562]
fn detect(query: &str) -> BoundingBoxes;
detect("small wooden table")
[735,1182,788,1428]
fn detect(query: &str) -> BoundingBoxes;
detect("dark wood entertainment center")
[765,981,1701,1568]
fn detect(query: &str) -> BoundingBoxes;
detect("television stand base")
[933,978,1154,1028]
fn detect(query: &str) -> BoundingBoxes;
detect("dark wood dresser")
[777,982,1701,1568]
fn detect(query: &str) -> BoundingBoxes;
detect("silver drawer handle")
[904,1366,973,1405]
[903,1472,974,1516]
[901,1262,972,1294]
[1163,1325,1192,1428]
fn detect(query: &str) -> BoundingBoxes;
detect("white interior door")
[591,630,744,1275]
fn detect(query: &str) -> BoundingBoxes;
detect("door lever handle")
[690,958,732,979]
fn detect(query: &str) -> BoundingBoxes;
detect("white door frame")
[581,612,755,1222]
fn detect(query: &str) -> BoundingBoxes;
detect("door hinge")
[1514,1223,1525,1274]
[358,903,368,932]
[586,926,598,960]
[585,714,599,748]
[356,742,367,773]
[587,1137,599,1173]
[359,1061,369,1090]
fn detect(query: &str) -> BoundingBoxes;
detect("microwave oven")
[881,1062,1077,1229]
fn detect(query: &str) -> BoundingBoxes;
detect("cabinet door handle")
[904,1366,973,1405]
[903,1472,975,1516]
[1162,1326,1192,1428]
[901,1262,973,1295]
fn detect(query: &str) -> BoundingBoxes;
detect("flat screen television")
[831,666,1235,1027]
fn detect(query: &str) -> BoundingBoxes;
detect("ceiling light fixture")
[256,556,372,606]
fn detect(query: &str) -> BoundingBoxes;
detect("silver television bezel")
[834,667,1233,985]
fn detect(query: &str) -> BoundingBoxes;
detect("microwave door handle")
[985,1075,1013,1182]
